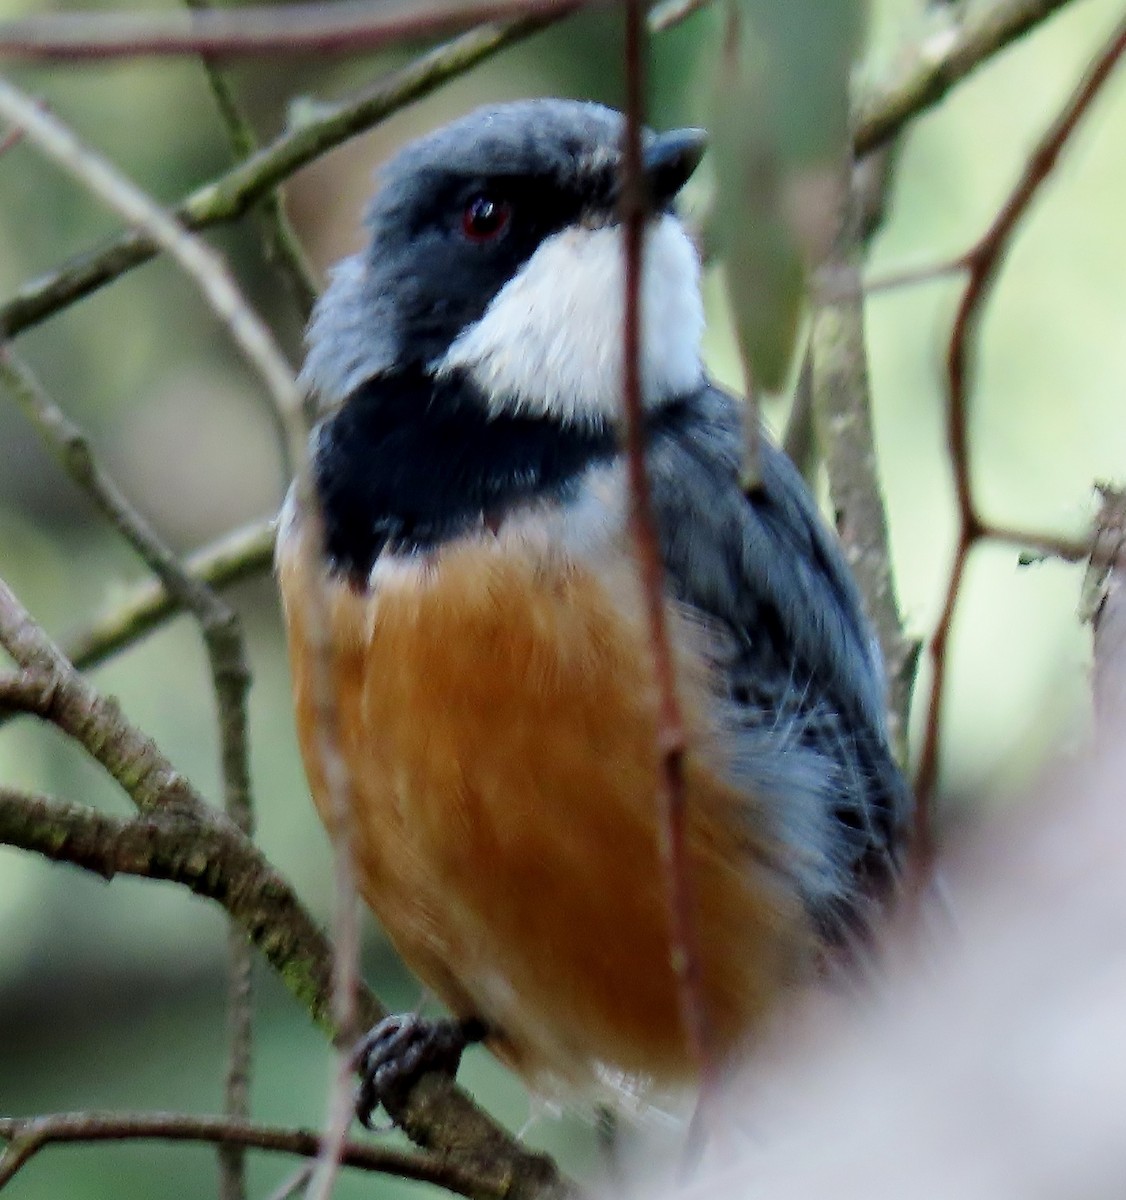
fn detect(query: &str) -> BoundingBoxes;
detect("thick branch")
[811,211,918,762]
[0,781,565,1198]
[0,786,363,1031]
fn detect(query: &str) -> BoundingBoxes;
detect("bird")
[275,98,910,1113]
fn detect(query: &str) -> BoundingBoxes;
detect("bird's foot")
[353,1014,487,1128]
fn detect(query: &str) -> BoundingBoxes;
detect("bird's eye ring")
[461,194,511,243]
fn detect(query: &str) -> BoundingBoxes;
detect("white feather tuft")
[434,215,705,423]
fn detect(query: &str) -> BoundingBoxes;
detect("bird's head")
[302,98,708,428]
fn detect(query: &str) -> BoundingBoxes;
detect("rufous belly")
[278,529,809,1089]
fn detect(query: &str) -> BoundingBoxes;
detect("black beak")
[644,128,708,206]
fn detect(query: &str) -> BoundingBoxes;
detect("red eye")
[461,194,511,243]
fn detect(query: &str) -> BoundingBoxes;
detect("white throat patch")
[433,215,705,423]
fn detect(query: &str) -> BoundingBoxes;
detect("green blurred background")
[2,0,1125,1195]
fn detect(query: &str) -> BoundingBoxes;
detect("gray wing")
[647,383,910,937]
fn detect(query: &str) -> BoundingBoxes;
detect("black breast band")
[313,366,621,582]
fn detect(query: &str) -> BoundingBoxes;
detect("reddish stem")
[0,0,588,61]
[620,0,714,1096]
[913,14,1126,855]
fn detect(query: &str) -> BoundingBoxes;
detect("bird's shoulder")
[646,382,883,728]
[643,382,910,919]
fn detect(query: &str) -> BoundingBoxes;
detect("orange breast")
[278,528,810,1089]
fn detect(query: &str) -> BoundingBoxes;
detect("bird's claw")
[353,1014,486,1128]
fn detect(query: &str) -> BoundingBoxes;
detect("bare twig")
[0,0,586,60]
[620,0,713,1117]
[0,348,256,832]
[912,13,1126,860]
[0,0,1075,344]
[0,1110,489,1197]
[980,521,1088,565]
[0,97,337,1139]
[0,79,366,1200]
[863,255,967,296]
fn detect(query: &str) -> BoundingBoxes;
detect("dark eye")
[461,193,511,243]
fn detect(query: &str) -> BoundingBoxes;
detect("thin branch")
[912,13,1126,858]
[220,918,254,1200]
[0,339,257,1200]
[178,22,293,1189]
[853,0,1083,155]
[0,76,300,464]
[863,256,967,296]
[0,350,255,829]
[620,0,713,1109]
[979,520,1088,564]
[185,0,318,321]
[0,0,1073,343]
[0,0,587,60]
[63,518,275,673]
[0,1110,488,1197]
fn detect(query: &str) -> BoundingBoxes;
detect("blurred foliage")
[2,0,1126,1195]
[710,0,865,390]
